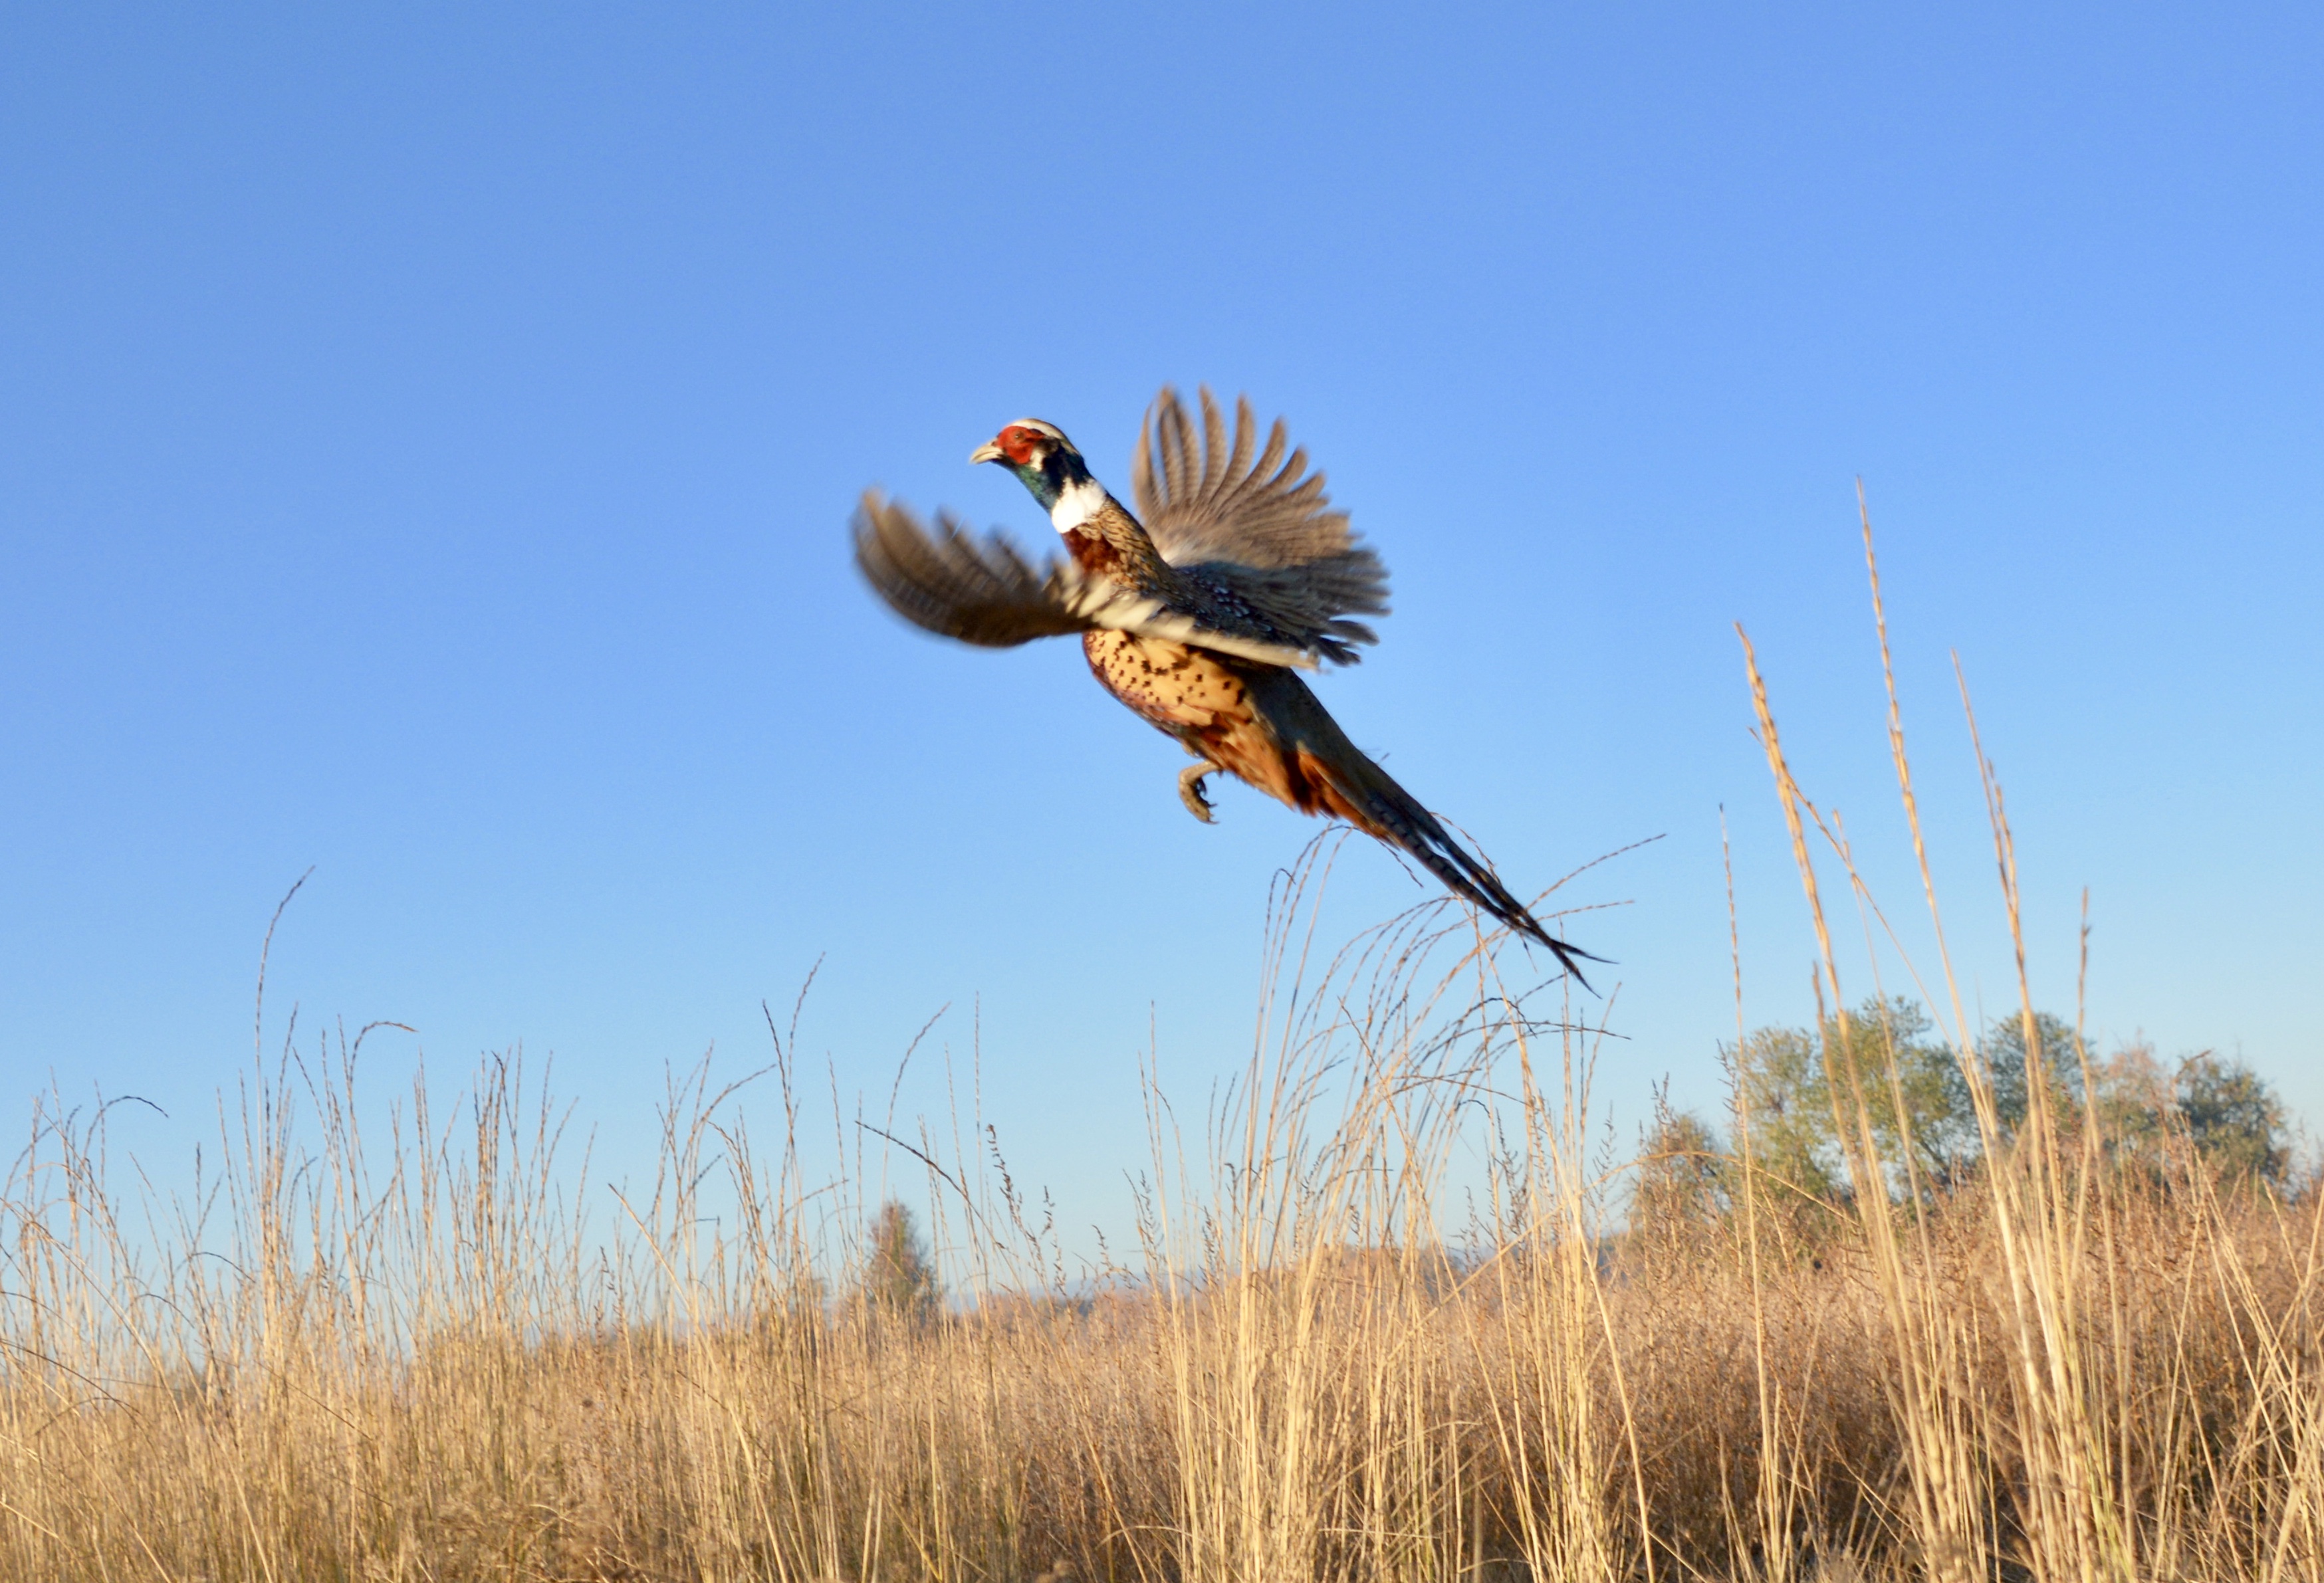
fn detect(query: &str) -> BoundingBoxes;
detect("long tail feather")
[1328,756,1605,989]
[1252,672,1604,988]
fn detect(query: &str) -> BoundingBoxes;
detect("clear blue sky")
[5,5,2318,1224]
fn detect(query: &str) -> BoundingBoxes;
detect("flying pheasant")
[853,387,1597,984]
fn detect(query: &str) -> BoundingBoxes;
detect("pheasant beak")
[969,440,1006,465]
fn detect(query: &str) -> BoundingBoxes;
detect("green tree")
[1728,1015,1838,1200]
[2174,1053,2289,1184]
[862,1200,939,1324]
[1977,1010,2088,1136]
[1729,995,1974,1199]
[1733,996,2295,1198]
[1631,1101,1730,1244]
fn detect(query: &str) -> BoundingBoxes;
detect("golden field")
[5,530,2317,1582]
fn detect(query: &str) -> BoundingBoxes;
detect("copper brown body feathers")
[854,385,1597,984]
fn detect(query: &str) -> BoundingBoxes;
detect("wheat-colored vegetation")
[5,518,2319,1582]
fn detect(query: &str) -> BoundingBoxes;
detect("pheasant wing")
[854,491,1090,647]
[853,491,1318,669]
[1131,386,1390,665]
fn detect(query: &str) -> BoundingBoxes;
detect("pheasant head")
[971,419,1108,531]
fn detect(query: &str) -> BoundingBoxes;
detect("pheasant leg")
[1177,762,1221,824]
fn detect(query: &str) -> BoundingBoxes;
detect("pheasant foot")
[1177,762,1221,824]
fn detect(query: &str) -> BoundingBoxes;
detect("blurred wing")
[853,492,1088,647]
[852,491,1318,669]
[1131,385,1390,665]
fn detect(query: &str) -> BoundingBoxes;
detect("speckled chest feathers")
[1082,631,1253,737]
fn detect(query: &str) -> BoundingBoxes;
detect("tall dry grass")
[5,516,2320,1581]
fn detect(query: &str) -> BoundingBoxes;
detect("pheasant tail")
[1248,672,1601,987]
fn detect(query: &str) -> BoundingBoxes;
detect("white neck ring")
[1049,477,1106,533]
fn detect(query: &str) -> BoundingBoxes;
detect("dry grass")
[5,517,2321,1582]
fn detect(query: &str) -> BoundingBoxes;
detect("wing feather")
[1130,386,1391,665]
[852,492,1087,647]
[852,491,1317,669]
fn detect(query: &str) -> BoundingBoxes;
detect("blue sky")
[4,4,2318,1231]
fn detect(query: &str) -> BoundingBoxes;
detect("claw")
[1177,762,1218,824]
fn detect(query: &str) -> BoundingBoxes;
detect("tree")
[2083,1049,2293,1186]
[1730,997,2295,1198]
[1978,1010,2089,1136]
[1630,1101,1730,1244]
[1728,995,1974,1199]
[862,1200,939,1325]
[2173,1053,2289,1184]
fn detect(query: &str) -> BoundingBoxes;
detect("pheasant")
[853,387,1598,984]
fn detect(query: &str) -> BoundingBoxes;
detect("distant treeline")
[1636,996,2299,1234]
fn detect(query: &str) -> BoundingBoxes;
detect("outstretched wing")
[852,492,1318,669]
[1131,386,1390,665]
[854,491,1088,648]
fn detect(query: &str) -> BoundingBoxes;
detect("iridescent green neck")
[1012,445,1092,515]
[1012,460,1060,510]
